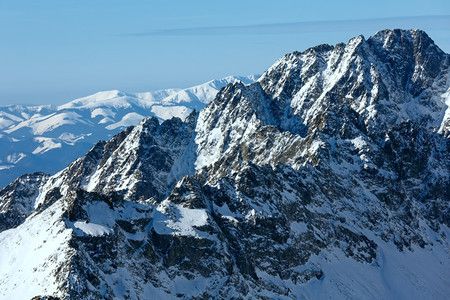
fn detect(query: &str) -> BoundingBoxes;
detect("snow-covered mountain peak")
[57,90,133,110]
[370,28,436,50]
[347,33,366,48]
[255,29,450,137]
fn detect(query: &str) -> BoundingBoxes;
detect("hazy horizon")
[1,0,449,106]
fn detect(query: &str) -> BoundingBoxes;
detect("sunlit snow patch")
[154,201,209,238]
[213,203,239,223]
[6,153,26,164]
[73,221,113,237]
[151,105,191,121]
[105,112,145,130]
[58,132,86,145]
[32,137,62,154]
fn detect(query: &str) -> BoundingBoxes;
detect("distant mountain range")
[0,75,257,188]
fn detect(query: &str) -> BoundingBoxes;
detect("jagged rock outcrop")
[0,172,50,232]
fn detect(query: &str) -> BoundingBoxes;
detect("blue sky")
[1,0,449,105]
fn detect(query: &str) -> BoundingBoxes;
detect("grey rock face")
[0,172,50,232]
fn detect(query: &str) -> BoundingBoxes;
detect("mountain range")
[0,29,449,299]
[0,75,257,189]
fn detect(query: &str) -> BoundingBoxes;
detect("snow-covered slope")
[0,75,256,188]
[0,29,449,299]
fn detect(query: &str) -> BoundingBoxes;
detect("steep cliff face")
[0,29,449,299]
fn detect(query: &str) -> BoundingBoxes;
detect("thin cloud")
[123,15,450,37]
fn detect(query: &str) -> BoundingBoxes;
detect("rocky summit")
[0,29,449,299]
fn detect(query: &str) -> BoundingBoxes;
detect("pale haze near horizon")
[1,0,449,106]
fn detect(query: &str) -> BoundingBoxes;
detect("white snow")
[6,153,26,164]
[296,239,450,299]
[6,111,89,135]
[58,132,86,145]
[438,87,450,134]
[58,90,132,110]
[0,111,24,122]
[350,136,367,150]
[105,112,145,130]
[32,137,62,154]
[290,221,309,234]
[0,118,14,130]
[73,221,113,237]
[91,107,116,119]
[85,201,117,226]
[0,201,72,299]
[214,203,239,223]
[195,125,224,170]
[154,201,209,238]
[151,105,191,121]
